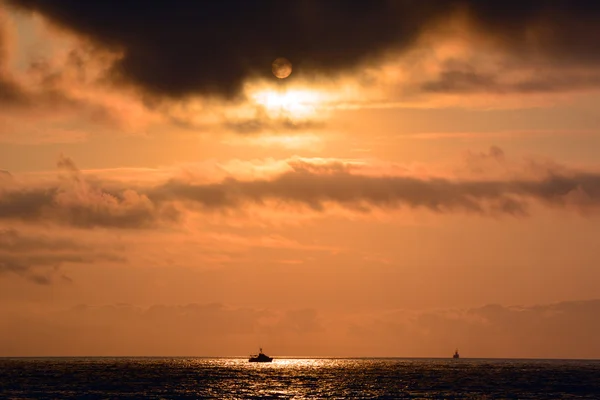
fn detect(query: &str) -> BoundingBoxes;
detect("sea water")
[1,357,599,399]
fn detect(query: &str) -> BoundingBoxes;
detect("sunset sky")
[2,0,600,358]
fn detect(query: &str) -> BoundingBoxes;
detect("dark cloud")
[0,156,179,228]
[8,1,600,100]
[422,67,600,94]
[157,168,600,216]
[0,187,57,221]
[5,0,440,99]
[463,2,600,64]
[0,184,175,229]
[0,228,85,252]
[0,228,124,284]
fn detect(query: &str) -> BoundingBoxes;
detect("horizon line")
[2,356,599,361]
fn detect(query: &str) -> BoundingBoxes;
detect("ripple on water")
[1,358,600,399]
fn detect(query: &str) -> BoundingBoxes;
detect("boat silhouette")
[248,347,273,362]
[453,348,460,359]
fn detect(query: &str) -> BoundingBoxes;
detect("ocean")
[1,358,599,399]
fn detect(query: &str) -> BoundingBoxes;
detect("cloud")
[151,162,600,217]
[0,9,7,63]
[461,146,506,174]
[7,1,600,100]
[0,10,46,107]
[0,302,322,356]
[403,130,597,141]
[421,65,600,95]
[0,10,160,142]
[3,1,441,99]
[4,150,600,229]
[0,72,148,142]
[169,105,326,135]
[223,114,325,135]
[2,299,600,357]
[0,8,24,105]
[0,228,124,284]
[352,300,600,358]
[0,124,89,145]
[0,155,179,228]
[0,77,25,104]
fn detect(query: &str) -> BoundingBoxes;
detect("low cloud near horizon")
[1,299,598,358]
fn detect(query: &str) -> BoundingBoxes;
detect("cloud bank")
[2,151,600,229]
[1,299,599,358]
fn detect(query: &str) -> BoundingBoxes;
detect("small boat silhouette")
[248,347,273,362]
[453,348,460,359]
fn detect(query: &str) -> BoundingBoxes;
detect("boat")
[453,348,460,359]
[248,347,273,363]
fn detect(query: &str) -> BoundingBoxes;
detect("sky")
[1,0,600,358]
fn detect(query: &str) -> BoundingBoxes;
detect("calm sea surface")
[1,358,599,399]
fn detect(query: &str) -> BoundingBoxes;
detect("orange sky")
[1,1,600,358]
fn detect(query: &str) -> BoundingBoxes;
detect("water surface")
[1,357,599,399]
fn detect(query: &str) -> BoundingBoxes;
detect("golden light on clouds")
[224,133,324,150]
[250,88,325,119]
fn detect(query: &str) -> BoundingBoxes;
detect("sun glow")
[251,88,325,119]
[226,133,324,150]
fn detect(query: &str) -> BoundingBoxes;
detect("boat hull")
[248,357,273,362]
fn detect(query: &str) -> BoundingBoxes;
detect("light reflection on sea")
[1,357,600,399]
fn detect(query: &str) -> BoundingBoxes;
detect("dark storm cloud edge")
[2,155,600,229]
[7,0,600,99]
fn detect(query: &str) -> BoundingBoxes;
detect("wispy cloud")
[401,130,598,140]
